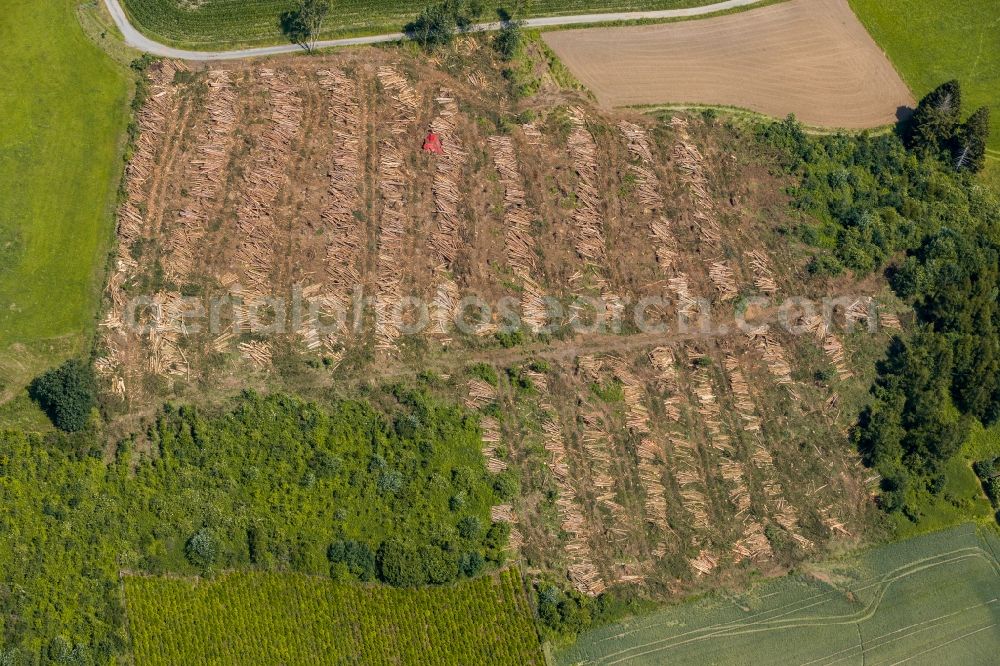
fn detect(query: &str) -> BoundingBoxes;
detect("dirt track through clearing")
[542,0,914,128]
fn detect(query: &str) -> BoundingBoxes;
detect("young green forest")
[0,389,513,662]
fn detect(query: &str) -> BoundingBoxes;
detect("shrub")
[457,515,482,540]
[458,551,484,577]
[29,359,96,432]
[493,21,523,61]
[328,540,376,581]
[377,539,425,586]
[185,529,217,569]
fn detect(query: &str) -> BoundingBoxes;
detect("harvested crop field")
[542,0,915,128]
[100,39,898,595]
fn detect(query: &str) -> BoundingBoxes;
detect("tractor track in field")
[585,546,999,665]
[101,0,765,61]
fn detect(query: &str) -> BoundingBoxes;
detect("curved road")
[102,0,764,61]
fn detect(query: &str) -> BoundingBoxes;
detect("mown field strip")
[0,0,128,398]
[559,524,1000,665]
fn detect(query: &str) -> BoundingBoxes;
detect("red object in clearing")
[422,131,443,154]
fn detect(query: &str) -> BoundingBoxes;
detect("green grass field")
[558,523,1000,665]
[0,1,129,398]
[125,568,544,664]
[119,0,727,47]
[849,0,1000,180]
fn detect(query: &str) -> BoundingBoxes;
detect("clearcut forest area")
[2,0,1000,664]
[120,0,725,45]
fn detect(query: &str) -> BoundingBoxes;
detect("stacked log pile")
[521,122,542,146]
[709,260,739,302]
[618,121,677,272]
[733,351,815,551]
[525,368,607,596]
[608,358,671,539]
[723,353,774,562]
[97,63,179,397]
[648,348,716,572]
[479,415,507,473]
[428,93,471,335]
[667,275,698,319]
[670,116,721,245]
[845,298,871,326]
[163,69,236,283]
[579,407,631,541]
[315,69,365,353]
[235,68,302,310]
[746,249,778,295]
[688,350,733,455]
[801,313,852,380]
[464,377,497,409]
[566,108,607,267]
[650,346,683,422]
[429,93,464,270]
[747,327,794,385]
[373,67,418,352]
[146,291,190,377]
[489,134,547,332]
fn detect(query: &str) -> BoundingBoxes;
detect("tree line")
[758,80,997,520]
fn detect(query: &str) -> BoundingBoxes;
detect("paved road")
[102,0,764,61]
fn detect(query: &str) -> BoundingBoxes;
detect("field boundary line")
[101,0,766,60]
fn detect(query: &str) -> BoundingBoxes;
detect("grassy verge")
[848,0,1000,187]
[0,0,130,407]
[125,568,543,664]
[119,0,749,49]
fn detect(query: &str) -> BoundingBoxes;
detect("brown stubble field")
[542,0,915,128]
[98,40,897,596]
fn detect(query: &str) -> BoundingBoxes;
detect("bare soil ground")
[542,0,915,128]
[98,39,892,598]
